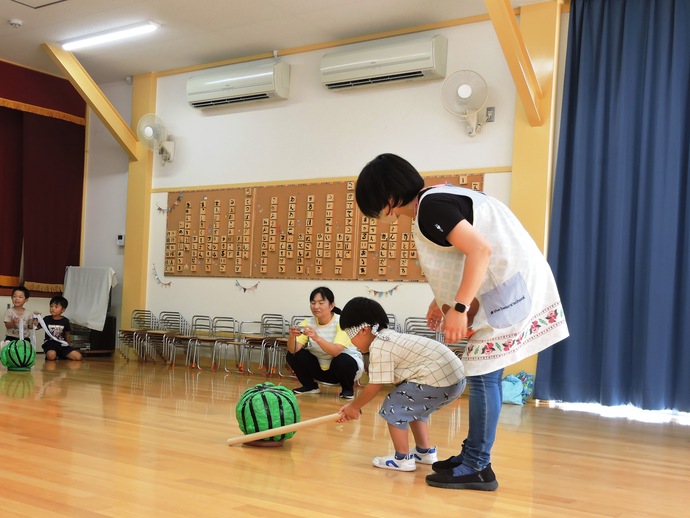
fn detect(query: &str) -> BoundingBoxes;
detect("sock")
[394,451,408,460]
[451,464,478,476]
[415,446,430,454]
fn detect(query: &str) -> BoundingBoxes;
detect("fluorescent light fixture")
[62,21,159,51]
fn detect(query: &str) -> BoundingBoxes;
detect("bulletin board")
[164,173,483,281]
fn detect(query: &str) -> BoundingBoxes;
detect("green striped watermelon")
[236,383,300,442]
[1,339,36,371]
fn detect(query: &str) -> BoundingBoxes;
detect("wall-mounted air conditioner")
[187,60,290,108]
[320,34,447,90]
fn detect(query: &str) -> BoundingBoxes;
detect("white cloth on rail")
[63,266,118,331]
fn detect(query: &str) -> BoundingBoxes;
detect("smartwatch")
[454,301,469,314]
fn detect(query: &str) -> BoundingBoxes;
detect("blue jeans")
[461,368,504,470]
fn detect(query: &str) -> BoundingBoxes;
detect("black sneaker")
[431,455,463,473]
[425,463,499,491]
[293,386,320,395]
[339,391,354,399]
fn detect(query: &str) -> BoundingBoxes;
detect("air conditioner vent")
[190,93,271,108]
[325,71,425,90]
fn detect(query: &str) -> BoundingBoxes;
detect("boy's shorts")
[379,379,466,429]
[42,340,79,359]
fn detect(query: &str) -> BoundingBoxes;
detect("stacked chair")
[403,316,441,341]
[210,316,240,372]
[267,315,311,378]
[137,311,190,364]
[403,315,468,357]
[386,313,403,332]
[237,313,288,375]
[117,310,160,361]
[171,315,213,368]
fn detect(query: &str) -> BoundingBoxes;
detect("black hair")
[310,286,341,314]
[355,153,425,218]
[339,297,389,330]
[50,295,68,309]
[11,286,30,299]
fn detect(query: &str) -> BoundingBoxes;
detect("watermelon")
[235,382,300,442]
[1,339,36,371]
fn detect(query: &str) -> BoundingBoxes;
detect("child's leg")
[409,420,431,450]
[388,423,411,454]
[45,349,57,361]
[66,350,83,361]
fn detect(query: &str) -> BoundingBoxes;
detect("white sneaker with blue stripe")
[372,453,416,471]
[410,446,438,464]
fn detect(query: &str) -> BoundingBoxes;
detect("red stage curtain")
[0,60,87,292]
[0,61,86,120]
[0,107,24,286]
[22,113,85,292]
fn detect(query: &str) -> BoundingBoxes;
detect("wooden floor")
[1,356,688,517]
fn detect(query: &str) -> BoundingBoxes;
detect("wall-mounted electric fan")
[136,113,175,164]
[441,70,489,137]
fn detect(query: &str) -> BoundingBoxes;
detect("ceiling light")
[61,21,159,51]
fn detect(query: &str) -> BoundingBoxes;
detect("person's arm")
[302,324,347,357]
[426,300,444,331]
[63,330,71,344]
[441,219,492,343]
[337,383,382,421]
[286,319,308,354]
[4,309,16,330]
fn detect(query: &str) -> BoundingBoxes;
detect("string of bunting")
[235,280,260,293]
[157,192,184,213]
[152,263,172,287]
[366,284,401,298]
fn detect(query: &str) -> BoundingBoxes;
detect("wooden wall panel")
[164,173,483,281]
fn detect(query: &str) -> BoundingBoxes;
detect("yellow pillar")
[121,74,157,324]
[507,1,562,374]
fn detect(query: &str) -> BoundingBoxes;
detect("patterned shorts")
[378,380,466,429]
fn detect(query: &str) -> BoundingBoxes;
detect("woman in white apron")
[356,153,568,491]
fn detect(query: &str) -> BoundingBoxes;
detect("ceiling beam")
[484,0,544,125]
[41,42,140,160]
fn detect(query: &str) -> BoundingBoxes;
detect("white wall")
[82,21,519,329]
[81,81,131,322]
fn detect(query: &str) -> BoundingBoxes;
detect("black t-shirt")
[43,315,71,342]
[417,189,475,246]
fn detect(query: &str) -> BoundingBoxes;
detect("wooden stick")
[227,412,342,446]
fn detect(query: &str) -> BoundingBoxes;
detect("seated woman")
[286,287,364,399]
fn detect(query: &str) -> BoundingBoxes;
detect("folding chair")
[386,313,403,332]
[210,316,241,372]
[257,313,289,375]
[236,319,263,374]
[118,310,159,361]
[268,315,310,378]
[403,316,441,341]
[173,315,212,368]
[238,314,288,375]
[143,311,189,364]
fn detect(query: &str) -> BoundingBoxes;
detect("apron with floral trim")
[413,185,568,376]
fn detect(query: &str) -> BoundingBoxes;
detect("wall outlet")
[486,106,495,122]
[116,234,125,246]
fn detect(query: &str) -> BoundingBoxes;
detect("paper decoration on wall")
[236,280,260,293]
[152,263,172,287]
[157,192,184,213]
[366,284,401,297]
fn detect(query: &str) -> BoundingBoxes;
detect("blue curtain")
[536,0,690,411]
